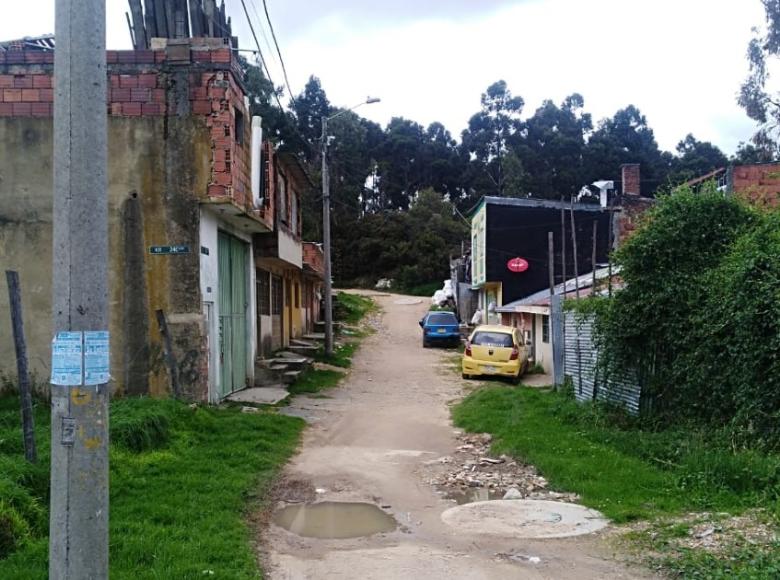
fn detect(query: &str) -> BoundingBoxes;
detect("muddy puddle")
[273,502,397,539]
[444,488,503,504]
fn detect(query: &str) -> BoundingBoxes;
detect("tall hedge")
[594,185,780,446]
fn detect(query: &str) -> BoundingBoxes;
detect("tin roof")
[496,266,616,312]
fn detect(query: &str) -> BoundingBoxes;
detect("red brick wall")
[621,164,641,196]
[303,242,324,274]
[732,163,780,209]
[0,46,270,227]
[617,194,655,246]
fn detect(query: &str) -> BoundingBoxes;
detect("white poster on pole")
[51,331,83,386]
[84,331,110,385]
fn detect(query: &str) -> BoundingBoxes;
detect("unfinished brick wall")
[621,163,641,196]
[0,45,270,229]
[732,163,780,209]
[303,242,324,274]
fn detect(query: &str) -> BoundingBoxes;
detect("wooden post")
[560,196,566,286]
[5,271,37,464]
[569,200,583,395]
[548,232,555,297]
[592,220,598,291]
[569,199,580,299]
[607,204,614,298]
[156,310,180,398]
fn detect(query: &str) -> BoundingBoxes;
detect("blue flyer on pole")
[51,331,83,386]
[84,331,110,385]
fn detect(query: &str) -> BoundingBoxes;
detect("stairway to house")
[254,352,313,387]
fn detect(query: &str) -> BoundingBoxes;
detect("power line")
[238,0,286,113]
[246,0,279,70]
[260,0,298,110]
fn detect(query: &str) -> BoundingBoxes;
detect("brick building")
[0,37,316,403]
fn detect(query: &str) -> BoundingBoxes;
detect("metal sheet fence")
[562,311,641,414]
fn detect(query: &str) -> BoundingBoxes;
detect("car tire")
[511,371,522,385]
[462,373,470,380]
[422,337,429,348]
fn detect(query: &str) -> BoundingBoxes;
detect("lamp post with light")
[321,97,380,356]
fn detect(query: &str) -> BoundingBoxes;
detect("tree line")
[240,59,758,288]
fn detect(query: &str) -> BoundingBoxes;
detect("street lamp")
[321,96,381,356]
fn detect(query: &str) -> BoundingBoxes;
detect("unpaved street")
[262,292,654,579]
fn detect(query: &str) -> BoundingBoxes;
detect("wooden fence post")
[5,271,37,463]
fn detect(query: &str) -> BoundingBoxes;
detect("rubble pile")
[426,432,579,502]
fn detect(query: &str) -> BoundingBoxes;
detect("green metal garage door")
[218,232,248,398]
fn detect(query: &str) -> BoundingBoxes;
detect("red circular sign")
[507,257,529,273]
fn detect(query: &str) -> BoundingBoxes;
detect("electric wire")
[238,0,286,113]
[260,0,298,110]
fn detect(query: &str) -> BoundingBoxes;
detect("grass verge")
[452,385,780,577]
[333,292,377,325]
[287,369,345,396]
[0,395,303,579]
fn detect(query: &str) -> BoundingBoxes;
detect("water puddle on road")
[444,488,503,504]
[273,502,397,539]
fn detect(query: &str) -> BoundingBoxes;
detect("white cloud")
[0,0,769,154]
[256,0,764,154]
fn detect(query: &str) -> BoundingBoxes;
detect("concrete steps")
[288,344,319,356]
[254,352,312,387]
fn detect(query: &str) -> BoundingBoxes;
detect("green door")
[218,232,248,398]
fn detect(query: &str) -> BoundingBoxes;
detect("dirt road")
[262,292,653,579]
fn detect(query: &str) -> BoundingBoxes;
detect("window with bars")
[257,269,270,315]
[271,276,283,315]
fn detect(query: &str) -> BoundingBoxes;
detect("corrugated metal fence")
[559,310,642,414]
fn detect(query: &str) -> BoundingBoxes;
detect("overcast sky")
[0,0,768,155]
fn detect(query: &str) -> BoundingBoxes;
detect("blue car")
[419,311,461,348]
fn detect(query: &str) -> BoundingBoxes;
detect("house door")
[271,275,283,351]
[256,269,270,357]
[218,232,248,398]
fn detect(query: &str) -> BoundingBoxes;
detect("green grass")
[0,395,303,579]
[452,386,780,523]
[333,292,376,325]
[453,385,780,576]
[311,342,359,368]
[287,369,345,396]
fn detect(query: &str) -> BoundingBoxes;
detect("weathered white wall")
[278,229,303,269]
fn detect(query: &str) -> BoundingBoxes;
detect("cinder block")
[3,89,22,103]
[119,75,139,89]
[31,102,51,117]
[122,102,142,116]
[12,102,32,116]
[138,74,157,88]
[13,75,33,89]
[32,75,52,89]
[130,88,151,102]
[141,102,162,115]
[21,89,40,102]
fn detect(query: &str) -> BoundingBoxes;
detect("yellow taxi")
[462,325,528,383]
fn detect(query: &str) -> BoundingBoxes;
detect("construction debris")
[424,432,579,503]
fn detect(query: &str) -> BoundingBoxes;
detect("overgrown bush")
[592,184,780,447]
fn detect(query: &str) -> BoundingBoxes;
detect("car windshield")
[427,312,457,325]
[471,331,513,347]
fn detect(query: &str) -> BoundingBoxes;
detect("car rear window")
[471,331,513,347]
[428,312,457,325]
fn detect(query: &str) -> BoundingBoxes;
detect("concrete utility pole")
[321,97,380,357]
[50,1,110,578]
[321,116,334,356]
